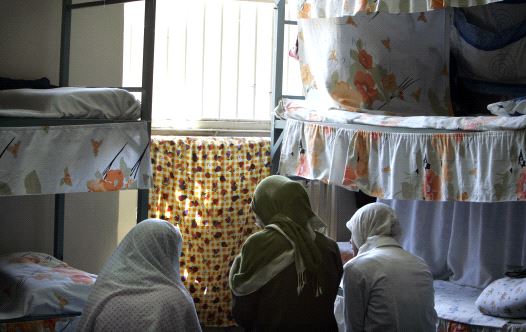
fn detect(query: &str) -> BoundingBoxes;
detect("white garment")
[343,203,436,332]
[76,219,201,332]
[342,237,437,332]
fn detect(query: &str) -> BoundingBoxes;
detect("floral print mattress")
[434,280,526,330]
[0,122,151,196]
[0,252,96,321]
[277,101,526,202]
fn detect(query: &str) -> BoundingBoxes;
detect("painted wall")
[0,0,136,274]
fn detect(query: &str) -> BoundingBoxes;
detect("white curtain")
[380,199,526,288]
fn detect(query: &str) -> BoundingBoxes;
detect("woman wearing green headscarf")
[229,175,343,331]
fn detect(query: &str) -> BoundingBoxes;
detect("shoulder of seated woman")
[244,228,291,246]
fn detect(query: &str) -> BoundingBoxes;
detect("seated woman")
[76,219,201,332]
[229,175,343,331]
[342,203,437,332]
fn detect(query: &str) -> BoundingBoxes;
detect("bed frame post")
[137,0,156,223]
[271,0,285,175]
[59,0,72,87]
[53,194,65,260]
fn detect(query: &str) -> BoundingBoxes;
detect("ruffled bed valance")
[279,118,526,202]
[0,122,151,196]
[297,0,502,17]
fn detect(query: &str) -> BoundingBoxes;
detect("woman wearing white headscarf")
[342,203,436,332]
[76,219,201,332]
[229,175,343,331]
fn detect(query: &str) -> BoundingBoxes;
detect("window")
[123,0,302,131]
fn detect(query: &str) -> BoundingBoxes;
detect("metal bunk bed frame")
[0,0,156,260]
[271,0,303,175]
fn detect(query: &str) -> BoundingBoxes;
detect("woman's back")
[232,232,343,332]
[343,245,436,332]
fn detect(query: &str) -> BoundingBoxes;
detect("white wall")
[0,0,61,84]
[0,0,136,274]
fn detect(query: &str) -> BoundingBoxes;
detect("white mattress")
[278,99,526,131]
[0,87,141,119]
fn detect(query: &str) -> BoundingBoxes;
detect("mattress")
[0,315,80,332]
[277,99,526,202]
[0,252,95,321]
[0,87,141,120]
[434,280,526,331]
[0,122,152,196]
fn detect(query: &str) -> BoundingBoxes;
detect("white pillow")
[475,277,526,318]
[487,97,526,116]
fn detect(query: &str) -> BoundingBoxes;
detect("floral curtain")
[148,136,271,326]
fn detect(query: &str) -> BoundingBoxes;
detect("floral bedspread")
[278,114,526,202]
[0,122,151,196]
[297,0,501,17]
[0,252,96,320]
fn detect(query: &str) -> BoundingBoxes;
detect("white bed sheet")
[0,87,141,120]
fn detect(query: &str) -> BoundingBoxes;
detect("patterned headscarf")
[229,175,325,296]
[76,219,201,332]
[346,202,402,255]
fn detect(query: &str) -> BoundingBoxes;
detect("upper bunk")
[271,0,526,203]
[0,0,155,198]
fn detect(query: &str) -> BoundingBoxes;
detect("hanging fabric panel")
[148,136,271,327]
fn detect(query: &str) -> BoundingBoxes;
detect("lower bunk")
[0,252,96,332]
[334,280,526,332]
[434,280,526,332]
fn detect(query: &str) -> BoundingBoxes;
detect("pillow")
[298,10,452,116]
[451,4,526,84]
[0,252,96,320]
[475,277,526,318]
[488,96,526,116]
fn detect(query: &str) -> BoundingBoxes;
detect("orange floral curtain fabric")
[148,137,270,326]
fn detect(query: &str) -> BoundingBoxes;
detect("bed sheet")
[0,252,95,321]
[0,122,151,196]
[0,87,141,120]
[277,101,526,202]
[434,280,526,330]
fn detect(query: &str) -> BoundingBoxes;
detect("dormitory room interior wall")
[0,0,137,274]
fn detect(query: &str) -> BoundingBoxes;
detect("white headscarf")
[76,219,201,332]
[346,203,402,255]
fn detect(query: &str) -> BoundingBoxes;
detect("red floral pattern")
[354,71,378,108]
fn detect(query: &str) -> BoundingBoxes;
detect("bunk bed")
[271,0,526,331]
[0,0,156,330]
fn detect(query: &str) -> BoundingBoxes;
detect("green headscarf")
[229,175,325,296]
